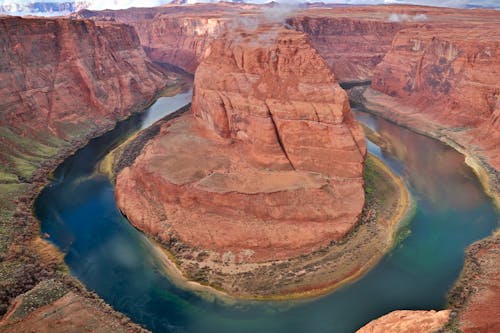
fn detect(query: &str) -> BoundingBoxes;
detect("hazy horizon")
[0,0,498,16]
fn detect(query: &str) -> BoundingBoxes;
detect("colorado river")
[35,91,497,333]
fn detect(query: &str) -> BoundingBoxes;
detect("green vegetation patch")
[364,155,388,205]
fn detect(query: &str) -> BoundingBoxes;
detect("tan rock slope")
[0,280,147,333]
[356,310,451,333]
[116,26,366,265]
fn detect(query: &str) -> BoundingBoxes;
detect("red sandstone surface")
[0,16,168,181]
[451,233,500,333]
[115,26,366,263]
[356,310,451,333]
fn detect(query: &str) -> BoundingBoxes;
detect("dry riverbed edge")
[103,106,413,301]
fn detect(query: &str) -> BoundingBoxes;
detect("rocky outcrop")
[356,310,451,333]
[372,26,500,129]
[448,232,500,333]
[0,16,169,183]
[116,26,366,265]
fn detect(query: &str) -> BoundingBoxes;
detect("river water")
[35,92,497,333]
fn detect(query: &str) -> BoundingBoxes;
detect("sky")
[0,0,499,12]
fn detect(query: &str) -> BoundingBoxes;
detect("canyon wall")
[370,24,500,194]
[288,14,413,83]
[75,3,257,73]
[0,16,168,183]
[79,4,422,81]
[0,15,173,328]
[138,14,229,73]
[115,26,366,272]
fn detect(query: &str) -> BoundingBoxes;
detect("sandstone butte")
[115,26,366,266]
[0,16,174,331]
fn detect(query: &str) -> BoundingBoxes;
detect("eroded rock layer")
[115,26,366,264]
[0,16,168,182]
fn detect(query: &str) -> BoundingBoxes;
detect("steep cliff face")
[75,3,258,73]
[288,15,412,83]
[371,25,500,174]
[192,26,366,178]
[115,26,366,265]
[138,14,229,73]
[0,16,168,182]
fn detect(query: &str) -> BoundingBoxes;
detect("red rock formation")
[288,12,416,83]
[370,24,500,193]
[115,26,366,263]
[0,16,168,181]
[449,233,500,333]
[356,310,451,333]
[78,4,500,84]
[139,13,229,73]
[75,3,259,73]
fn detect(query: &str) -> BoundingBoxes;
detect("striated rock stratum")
[115,26,366,264]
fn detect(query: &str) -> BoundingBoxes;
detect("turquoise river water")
[35,91,498,333]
